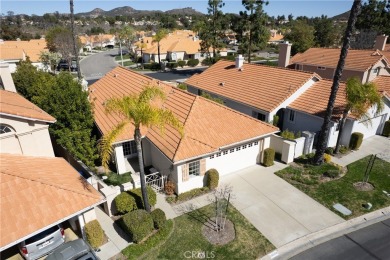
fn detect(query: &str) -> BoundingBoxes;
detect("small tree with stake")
[208,184,233,232]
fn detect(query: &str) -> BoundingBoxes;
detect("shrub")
[349,132,364,150]
[143,63,161,70]
[205,169,219,190]
[272,115,279,126]
[129,186,157,209]
[114,192,137,215]
[187,59,199,67]
[150,208,167,229]
[324,153,332,163]
[281,129,300,140]
[166,62,178,69]
[325,147,334,155]
[177,83,187,91]
[201,57,214,66]
[173,187,209,203]
[164,180,175,195]
[84,220,104,249]
[383,120,390,137]
[178,60,186,68]
[263,148,275,167]
[339,145,349,154]
[121,210,154,243]
[324,169,339,178]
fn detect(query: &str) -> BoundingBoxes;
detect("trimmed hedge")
[166,62,178,69]
[129,186,157,209]
[263,148,275,167]
[383,120,390,137]
[349,132,364,150]
[178,60,186,68]
[205,168,219,190]
[121,209,154,243]
[143,63,161,70]
[187,59,199,67]
[122,220,173,260]
[325,147,334,155]
[114,191,137,215]
[324,169,339,178]
[150,208,167,229]
[84,220,104,249]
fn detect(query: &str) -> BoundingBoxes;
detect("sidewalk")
[332,135,390,167]
[95,207,131,260]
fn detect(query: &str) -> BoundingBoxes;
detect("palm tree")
[136,41,147,69]
[334,77,383,153]
[69,0,81,81]
[152,29,168,67]
[98,86,183,212]
[312,0,361,165]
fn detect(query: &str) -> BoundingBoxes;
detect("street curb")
[260,206,390,260]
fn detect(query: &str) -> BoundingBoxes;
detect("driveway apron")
[220,163,344,248]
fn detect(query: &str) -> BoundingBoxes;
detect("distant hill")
[76,6,204,18]
[332,10,350,21]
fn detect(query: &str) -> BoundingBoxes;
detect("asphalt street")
[290,218,390,260]
[80,49,118,81]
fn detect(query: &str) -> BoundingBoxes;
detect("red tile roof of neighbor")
[0,90,56,122]
[89,66,278,162]
[185,60,320,112]
[290,48,390,71]
[0,153,104,249]
[288,80,347,120]
[373,75,390,99]
[0,39,48,62]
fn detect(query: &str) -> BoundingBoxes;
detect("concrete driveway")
[220,163,344,248]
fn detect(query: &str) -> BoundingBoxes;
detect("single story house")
[89,66,279,194]
[287,35,390,83]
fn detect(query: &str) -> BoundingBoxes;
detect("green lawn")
[123,203,274,260]
[276,156,390,219]
[115,54,131,61]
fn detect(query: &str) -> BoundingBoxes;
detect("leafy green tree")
[98,86,183,212]
[356,0,390,38]
[152,28,169,66]
[313,0,361,165]
[39,51,61,71]
[13,62,98,167]
[334,77,383,153]
[239,0,270,63]
[284,20,315,55]
[313,15,338,47]
[199,0,226,61]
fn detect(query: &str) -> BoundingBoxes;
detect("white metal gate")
[145,172,166,193]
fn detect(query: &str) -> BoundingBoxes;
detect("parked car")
[45,239,99,260]
[117,49,129,55]
[19,225,65,260]
[57,60,78,72]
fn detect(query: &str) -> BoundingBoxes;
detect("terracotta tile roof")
[288,79,347,120]
[0,153,104,249]
[185,60,320,112]
[0,39,48,62]
[383,44,390,61]
[290,48,389,71]
[0,90,56,122]
[373,75,390,99]
[0,47,24,60]
[89,66,278,162]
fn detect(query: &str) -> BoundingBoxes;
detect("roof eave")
[0,112,56,124]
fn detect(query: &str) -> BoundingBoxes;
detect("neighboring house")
[287,35,390,83]
[0,39,48,72]
[268,30,284,45]
[89,66,278,194]
[79,34,116,51]
[0,65,105,252]
[185,54,322,124]
[0,153,104,252]
[137,30,227,64]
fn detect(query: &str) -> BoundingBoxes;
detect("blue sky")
[1,0,353,18]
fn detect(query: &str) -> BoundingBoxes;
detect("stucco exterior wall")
[0,115,54,157]
[147,139,173,177]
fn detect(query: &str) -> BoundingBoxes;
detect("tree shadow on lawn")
[176,203,216,230]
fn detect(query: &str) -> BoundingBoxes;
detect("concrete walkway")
[95,207,131,260]
[332,135,390,167]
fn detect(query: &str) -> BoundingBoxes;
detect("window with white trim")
[248,143,253,147]
[252,111,266,122]
[243,144,247,149]
[254,141,259,145]
[289,110,295,122]
[236,147,241,151]
[123,141,137,156]
[223,151,228,155]
[216,152,221,157]
[230,148,235,153]
[0,124,13,134]
[189,161,200,176]
[210,155,215,159]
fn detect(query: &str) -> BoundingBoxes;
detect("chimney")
[278,41,292,67]
[235,54,244,69]
[0,63,17,92]
[374,34,388,51]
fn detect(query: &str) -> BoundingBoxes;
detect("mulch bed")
[201,217,235,245]
[353,182,374,191]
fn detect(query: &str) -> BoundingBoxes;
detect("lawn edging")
[261,205,390,260]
